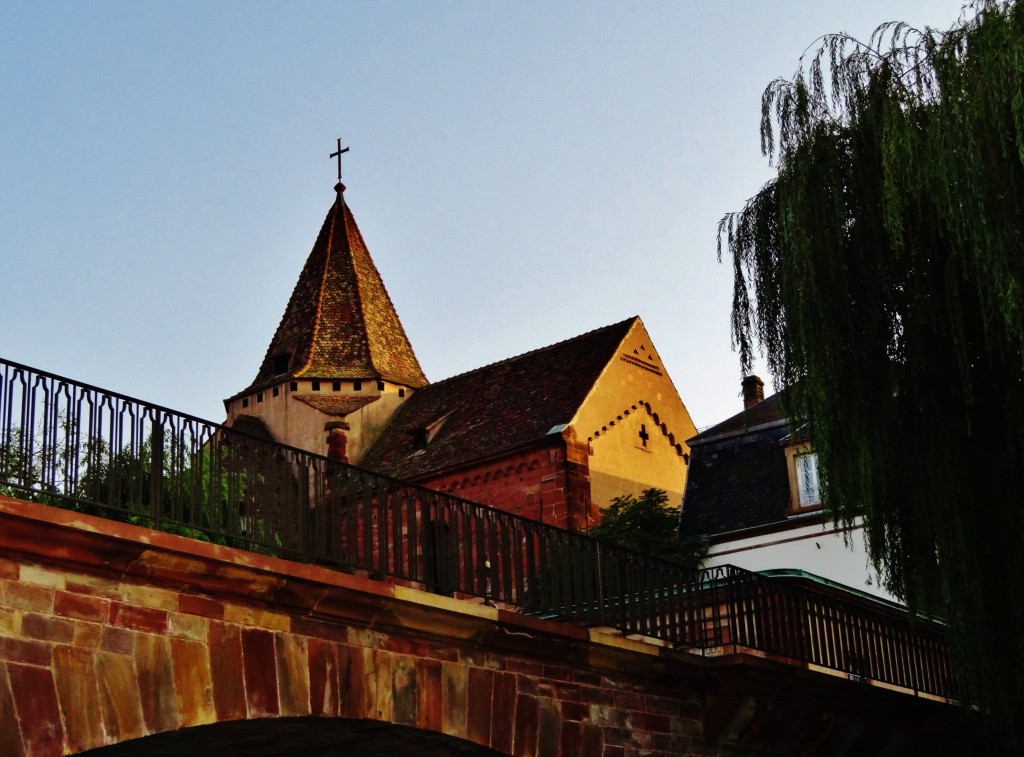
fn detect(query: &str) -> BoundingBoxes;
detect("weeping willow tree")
[720,0,1024,739]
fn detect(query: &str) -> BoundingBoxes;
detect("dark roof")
[360,318,637,480]
[232,191,427,400]
[690,391,787,442]
[679,393,792,537]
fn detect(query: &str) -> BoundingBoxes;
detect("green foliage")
[0,423,285,555]
[720,0,1024,741]
[0,427,72,507]
[587,489,707,570]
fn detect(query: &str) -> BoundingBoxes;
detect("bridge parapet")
[0,358,956,708]
[0,495,708,755]
[0,496,981,755]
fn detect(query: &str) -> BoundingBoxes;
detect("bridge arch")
[78,717,507,756]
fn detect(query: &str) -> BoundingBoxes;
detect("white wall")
[705,517,898,602]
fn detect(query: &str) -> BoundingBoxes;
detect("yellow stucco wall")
[225,380,410,462]
[568,319,697,511]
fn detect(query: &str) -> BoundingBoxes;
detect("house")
[223,182,698,531]
[679,376,894,601]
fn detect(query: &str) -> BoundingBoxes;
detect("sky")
[1,1,970,430]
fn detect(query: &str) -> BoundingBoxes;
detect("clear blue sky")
[1,1,969,428]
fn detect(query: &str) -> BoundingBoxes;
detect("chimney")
[742,375,764,410]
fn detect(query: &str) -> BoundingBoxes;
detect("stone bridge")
[0,495,975,756]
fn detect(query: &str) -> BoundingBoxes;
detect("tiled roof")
[679,393,792,537]
[293,395,378,417]
[690,391,788,442]
[360,318,637,480]
[234,191,427,399]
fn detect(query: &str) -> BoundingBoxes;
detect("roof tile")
[680,392,792,536]
[293,395,379,416]
[234,193,427,399]
[360,318,637,480]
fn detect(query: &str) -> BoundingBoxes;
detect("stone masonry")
[0,496,979,755]
[0,496,709,756]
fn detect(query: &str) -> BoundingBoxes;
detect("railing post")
[149,421,164,522]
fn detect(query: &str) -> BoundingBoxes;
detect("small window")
[272,353,290,374]
[242,398,249,408]
[399,388,406,398]
[332,381,341,392]
[785,443,823,514]
[290,381,298,392]
[354,381,362,391]
[272,387,279,397]
[795,453,821,506]
[256,392,263,403]
[377,380,385,391]
[312,381,320,392]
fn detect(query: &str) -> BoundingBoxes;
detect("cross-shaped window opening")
[639,424,650,447]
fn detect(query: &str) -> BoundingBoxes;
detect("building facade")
[225,184,697,531]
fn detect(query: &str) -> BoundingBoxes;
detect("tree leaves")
[586,488,707,570]
[720,0,1024,744]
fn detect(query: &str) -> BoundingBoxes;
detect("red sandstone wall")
[0,499,974,756]
[0,497,710,756]
[416,442,585,530]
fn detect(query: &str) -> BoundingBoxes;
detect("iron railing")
[0,357,954,698]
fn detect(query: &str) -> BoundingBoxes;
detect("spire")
[242,190,428,394]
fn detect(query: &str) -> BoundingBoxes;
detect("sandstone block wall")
[0,496,711,756]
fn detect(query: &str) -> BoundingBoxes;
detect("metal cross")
[330,137,350,181]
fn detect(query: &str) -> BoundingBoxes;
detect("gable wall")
[570,321,698,510]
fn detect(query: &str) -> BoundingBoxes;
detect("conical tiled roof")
[239,190,428,396]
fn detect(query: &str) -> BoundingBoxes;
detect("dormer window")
[410,428,429,450]
[408,412,453,453]
[272,353,290,375]
[784,441,822,513]
[795,453,820,507]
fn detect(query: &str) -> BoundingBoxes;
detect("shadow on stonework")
[77,717,509,757]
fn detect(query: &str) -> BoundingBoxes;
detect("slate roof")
[232,190,427,401]
[679,393,793,537]
[360,317,637,481]
[695,390,789,440]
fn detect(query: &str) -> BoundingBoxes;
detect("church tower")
[223,179,427,464]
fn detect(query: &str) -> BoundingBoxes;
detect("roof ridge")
[424,316,638,388]
[688,390,788,443]
[338,199,372,373]
[344,203,428,385]
[296,196,342,377]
